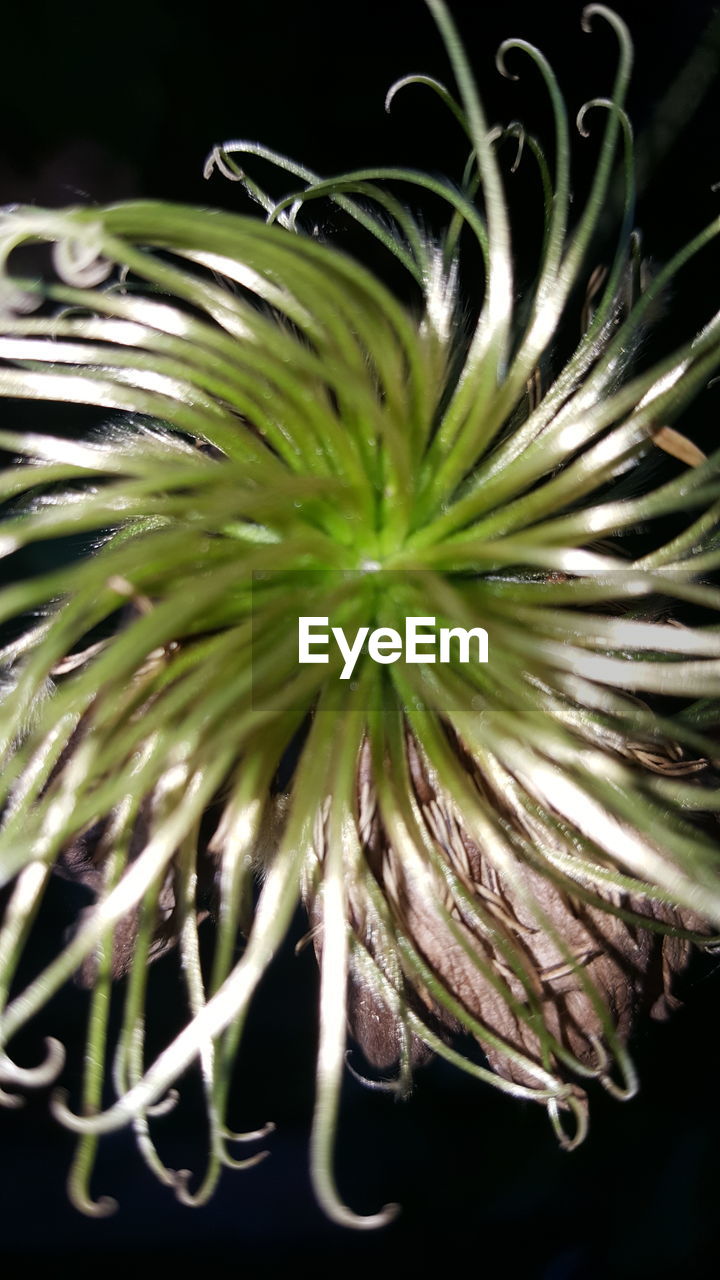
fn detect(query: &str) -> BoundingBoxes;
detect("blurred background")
[1,1,719,1274]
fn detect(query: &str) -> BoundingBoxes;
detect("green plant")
[0,0,719,1228]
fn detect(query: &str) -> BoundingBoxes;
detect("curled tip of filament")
[169,1169,197,1206]
[0,1037,65,1088]
[586,1033,610,1076]
[0,1086,25,1109]
[384,75,414,114]
[50,1089,81,1128]
[345,1051,404,1094]
[581,4,629,44]
[358,1203,401,1231]
[487,123,526,174]
[52,238,112,289]
[146,1088,179,1118]
[203,147,244,183]
[581,4,603,34]
[495,41,520,81]
[506,123,526,173]
[318,1195,401,1231]
[576,97,626,141]
[576,100,602,139]
[202,148,219,180]
[69,1189,118,1219]
[547,1092,589,1151]
[224,1148,271,1173]
[0,279,42,317]
[222,1119,276,1143]
[599,1070,638,1102]
[172,1150,268,1206]
[50,1087,116,1133]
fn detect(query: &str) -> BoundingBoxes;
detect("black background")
[1,1,720,1274]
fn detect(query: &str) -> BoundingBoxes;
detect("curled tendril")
[547,1093,590,1152]
[144,1088,180,1118]
[52,236,113,288]
[68,1188,119,1219]
[384,73,469,138]
[579,1035,638,1103]
[577,96,631,140]
[491,122,527,173]
[173,1145,270,1208]
[585,1034,611,1077]
[0,277,42,317]
[203,146,245,183]
[50,1087,124,1134]
[345,1051,407,1094]
[582,2,632,46]
[599,1063,639,1102]
[223,1119,276,1143]
[0,1085,24,1108]
[0,1038,65,1088]
[67,1142,119,1220]
[495,45,520,82]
